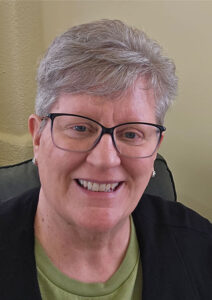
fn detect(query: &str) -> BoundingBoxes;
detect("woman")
[0,20,211,299]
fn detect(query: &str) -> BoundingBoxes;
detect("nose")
[86,134,121,168]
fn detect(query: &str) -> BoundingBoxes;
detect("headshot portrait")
[0,2,212,300]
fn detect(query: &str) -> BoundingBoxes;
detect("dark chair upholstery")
[0,153,176,203]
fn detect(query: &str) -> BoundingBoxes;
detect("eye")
[73,125,87,132]
[63,122,99,139]
[124,131,137,139]
[116,127,145,145]
[66,124,92,136]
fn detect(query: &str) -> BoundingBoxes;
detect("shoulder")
[0,188,40,232]
[0,188,40,298]
[133,194,212,236]
[133,196,212,294]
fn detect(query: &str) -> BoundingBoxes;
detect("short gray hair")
[35,19,178,124]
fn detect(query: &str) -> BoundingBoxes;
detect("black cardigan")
[0,188,211,300]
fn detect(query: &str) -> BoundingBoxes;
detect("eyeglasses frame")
[42,113,166,158]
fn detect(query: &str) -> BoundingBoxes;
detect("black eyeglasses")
[42,113,166,158]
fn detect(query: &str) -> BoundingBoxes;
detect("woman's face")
[30,79,161,233]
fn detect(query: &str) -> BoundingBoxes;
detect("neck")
[34,196,131,283]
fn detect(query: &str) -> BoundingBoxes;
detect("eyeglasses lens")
[51,115,161,158]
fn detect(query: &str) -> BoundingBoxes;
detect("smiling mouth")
[76,179,121,192]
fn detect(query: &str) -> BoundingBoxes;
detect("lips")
[77,179,120,192]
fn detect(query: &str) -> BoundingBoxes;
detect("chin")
[72,209,128,234]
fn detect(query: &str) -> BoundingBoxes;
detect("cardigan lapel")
[0,188,42,300]
[133,196,198,300]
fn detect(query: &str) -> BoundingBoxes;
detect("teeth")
[99,184,106,192]
[87,182,92,191]
[92,183,99,191]
[78,180,119,192]
[106,184,111,192]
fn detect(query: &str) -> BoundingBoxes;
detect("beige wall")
[1,1,212,220]
[0,1,44,164]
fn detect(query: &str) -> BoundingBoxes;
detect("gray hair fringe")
[35,19,178,124]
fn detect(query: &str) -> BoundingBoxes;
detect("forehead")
[51,80,156,125]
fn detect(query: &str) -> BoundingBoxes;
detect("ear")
[28,114,42,158]
[159,132,164,146]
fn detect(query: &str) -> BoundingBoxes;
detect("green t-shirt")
[35,217,142,300]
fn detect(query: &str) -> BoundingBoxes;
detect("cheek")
[120,158,155,217]
[37,133,82,188]
[39,150,84,182]
[124,157,155,194]
[126,157,154,178]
